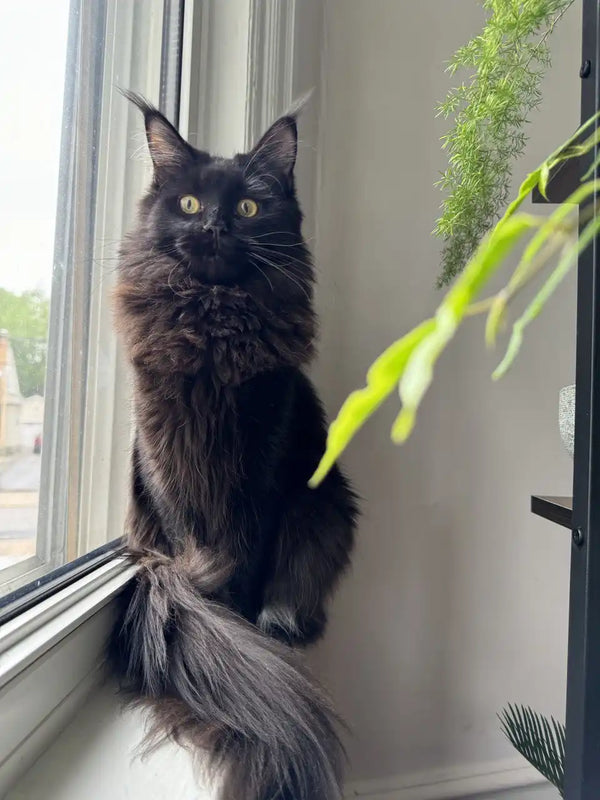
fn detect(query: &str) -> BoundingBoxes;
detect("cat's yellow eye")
[237,198,259,218]
[179,195,201,214]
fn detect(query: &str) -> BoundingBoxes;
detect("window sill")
[0,558,135,796]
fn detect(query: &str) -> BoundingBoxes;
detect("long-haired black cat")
[109,92,358,800]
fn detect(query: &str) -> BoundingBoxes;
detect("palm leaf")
[499,704,565,795]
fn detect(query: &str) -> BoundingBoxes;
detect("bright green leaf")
[493,212,600,378]
[309,319,436,487]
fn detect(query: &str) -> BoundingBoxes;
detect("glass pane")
[0,0,167,597]
[0,1,69,572]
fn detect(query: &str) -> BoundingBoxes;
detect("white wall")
[309,0,580,794]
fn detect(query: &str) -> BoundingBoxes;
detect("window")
[0,0,181,601]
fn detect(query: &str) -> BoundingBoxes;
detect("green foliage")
[310,114,600,487]
[499,704,565,794]
[309,320,436,487]
[0,288,50,397]
[435,0,576,286]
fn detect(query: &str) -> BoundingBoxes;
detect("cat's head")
[123,91,311,298]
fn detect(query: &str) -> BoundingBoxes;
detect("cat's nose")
[199,222,224,253]
[201,221,224,236]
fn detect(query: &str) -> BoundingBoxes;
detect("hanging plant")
[435,0,576,286]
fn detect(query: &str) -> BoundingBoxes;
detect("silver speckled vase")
[559,384,575,458]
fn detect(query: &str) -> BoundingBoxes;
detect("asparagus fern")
[435,0,576,286]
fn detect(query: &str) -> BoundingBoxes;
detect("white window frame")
[0,0,167,596]
[0,0,178,787]
[0,0,110,594]
[0,558,136,797]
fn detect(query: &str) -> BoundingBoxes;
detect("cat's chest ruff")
[119,277,315,383]
[168,285,313,384]
[177,286,264,352]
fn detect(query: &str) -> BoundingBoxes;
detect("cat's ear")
[249,116,298,177]
[122,90,193,182]
[248,92,313,177]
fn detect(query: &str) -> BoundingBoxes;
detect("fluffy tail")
[109,548,345,799]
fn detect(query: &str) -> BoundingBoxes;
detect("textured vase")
[559,384,575,458]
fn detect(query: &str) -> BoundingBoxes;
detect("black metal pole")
[564,1,600,796]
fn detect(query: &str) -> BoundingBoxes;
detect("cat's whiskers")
[248,258,275,293]
[250,245,313,273]
[249,249,313,270]
[249,251,312,301]
[166,259,189,297]
[88,250,167,297]
[243,234,314,248]
[250,243,313,274]
[245,231,302,239]
[129,142,154,163]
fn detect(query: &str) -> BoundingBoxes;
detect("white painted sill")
[0,558,136,796]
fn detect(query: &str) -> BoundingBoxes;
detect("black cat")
[109,92,358,800]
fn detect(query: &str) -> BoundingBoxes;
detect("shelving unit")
[530,2,600,796]
[531,496,573,529]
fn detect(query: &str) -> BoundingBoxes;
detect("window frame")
[0,0,108,594]
[0,1,187,785]
[0,557,136,797]
[0,0,183,599]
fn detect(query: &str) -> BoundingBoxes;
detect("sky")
[0,1,70,297]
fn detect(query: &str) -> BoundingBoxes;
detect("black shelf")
[531,495,573,529]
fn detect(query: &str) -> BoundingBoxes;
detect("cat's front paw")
[257,603,326,646]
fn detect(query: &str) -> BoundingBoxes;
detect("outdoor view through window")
[0,3,68,574]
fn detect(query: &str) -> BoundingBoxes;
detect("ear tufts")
[249,117,298,178]
[119,88,158,118]
[120,88,193,182]
[284,88,314,120]
[246,90,313,179]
